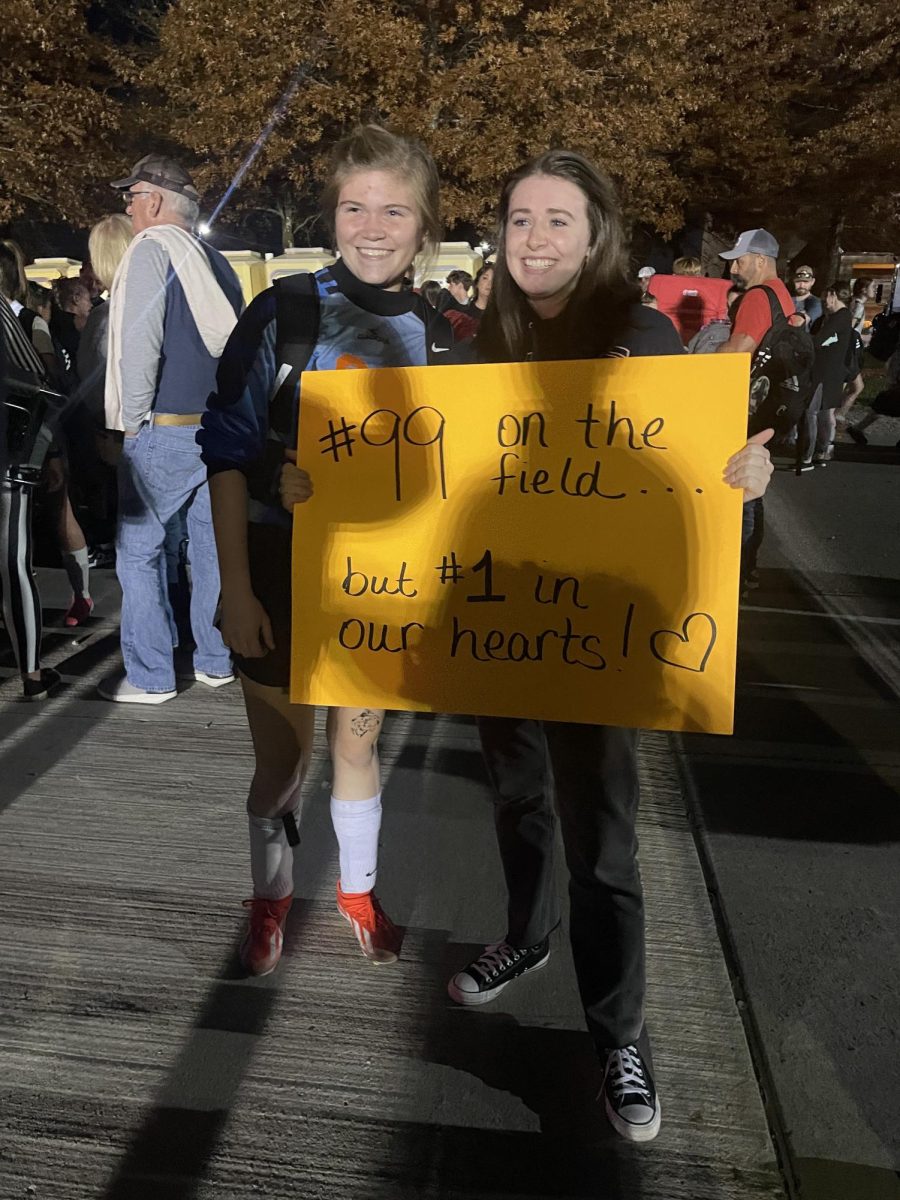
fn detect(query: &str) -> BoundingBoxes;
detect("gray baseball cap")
[110,154,200,201]
[719,228,779,260]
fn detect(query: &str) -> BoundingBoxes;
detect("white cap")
[638,266,656,278]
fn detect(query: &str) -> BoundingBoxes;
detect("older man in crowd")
[99,154,243,703]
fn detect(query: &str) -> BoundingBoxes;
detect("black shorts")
[232,521,294,689]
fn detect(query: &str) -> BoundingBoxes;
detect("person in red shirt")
[716,228,793,352]
[715,229,785,591]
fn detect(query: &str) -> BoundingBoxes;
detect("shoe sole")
[239,946,281,976]
[195,675,236,687]
[337,906,398,965]
[239,950,280,977]
[97,688,177,704]
[177,673,236,687]
[604,1095,662,1143]
[447,950,550,1006]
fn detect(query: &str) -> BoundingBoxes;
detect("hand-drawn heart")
[649,612,717,673]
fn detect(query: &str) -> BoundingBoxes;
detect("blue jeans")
[116,423,230,691]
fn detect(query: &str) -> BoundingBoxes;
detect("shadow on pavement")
[676,557,900,1192]
[99,901,316,1200]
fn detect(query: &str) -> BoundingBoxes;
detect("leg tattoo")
[350,710,382,738]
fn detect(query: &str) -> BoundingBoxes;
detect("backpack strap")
[243,272,320,511]
[271,272,320,436]
[747,284,788,328]
[274,271,320,375]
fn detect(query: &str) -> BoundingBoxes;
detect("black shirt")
[529,301,686,362]
[810,307,853,409]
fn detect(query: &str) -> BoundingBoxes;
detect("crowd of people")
[10,120,888,1148]
[639,244,900,470]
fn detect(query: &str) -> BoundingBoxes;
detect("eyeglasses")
[124,190,153,207]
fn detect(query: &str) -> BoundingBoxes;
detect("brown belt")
[153,412,204,426]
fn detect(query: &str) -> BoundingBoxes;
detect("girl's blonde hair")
[673,256,702,276]
[321,125,442,265]
[89,213,133,290]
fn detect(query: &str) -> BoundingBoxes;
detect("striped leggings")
[0,480,41,675]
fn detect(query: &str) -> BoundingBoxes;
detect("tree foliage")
[683,0,900,251]
[137,0,701,245]
[0,0,897,257]
[0,0,122,225]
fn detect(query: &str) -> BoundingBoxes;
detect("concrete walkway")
[0,570,784,1200]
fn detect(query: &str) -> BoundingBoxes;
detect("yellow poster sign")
[291,355,749,734]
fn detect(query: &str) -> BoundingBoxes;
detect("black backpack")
[243,272,320,508]
[868,308,900,362]
[3,366,67,484]
[743,285,815,436]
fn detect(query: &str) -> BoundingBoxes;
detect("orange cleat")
[336,882,400,965]
[239,894,293,976]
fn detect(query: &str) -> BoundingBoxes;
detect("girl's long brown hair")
[478,149,640,363]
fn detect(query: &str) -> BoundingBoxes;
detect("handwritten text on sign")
[291,355,749,733]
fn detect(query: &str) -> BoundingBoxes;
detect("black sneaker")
[87,543,116,569]
[22,668,61,702]
[601,1043,661,1142]
[447,938,550,1006]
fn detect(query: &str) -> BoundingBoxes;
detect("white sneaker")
[191,670,235,688]
[97,675,177,704]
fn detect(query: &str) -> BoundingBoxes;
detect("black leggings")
[0,480,41,674]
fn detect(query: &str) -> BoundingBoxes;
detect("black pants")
[477,716,645,1050]
[740,495,765,584]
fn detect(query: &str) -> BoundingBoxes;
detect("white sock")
[248,809,297,900]
[61,546,90,599]
[330,793,382,894]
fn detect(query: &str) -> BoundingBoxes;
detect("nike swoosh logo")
[431,343,450,353]
[821,334,838,346]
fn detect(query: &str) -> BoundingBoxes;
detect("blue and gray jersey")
[200,258,457,524]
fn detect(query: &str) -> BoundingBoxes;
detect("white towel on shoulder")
[105,224,238,431]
